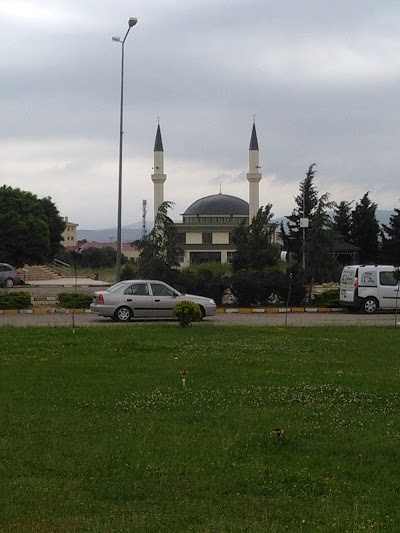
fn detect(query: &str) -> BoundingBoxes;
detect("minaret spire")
[151,122,166,221]
[154,123,164,152]
[246,121,262,222]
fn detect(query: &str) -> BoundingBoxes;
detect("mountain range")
[77,223,146,244]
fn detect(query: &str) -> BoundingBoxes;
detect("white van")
[340,265,400,313]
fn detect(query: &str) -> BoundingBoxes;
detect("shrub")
[121,261,138,280]
[173,300,202,327]
[57,292,93,309]
[180,266,230,306]
[229,268,307,307]
[230,270,261,306]
[312,289,341,308]
[0,290,31,309]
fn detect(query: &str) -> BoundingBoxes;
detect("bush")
[57,292,93,309]
[180,266,230,306]
[312,289,341,308]
[229,268,307,307]
[0,290,31,309]
[173,300,202,327]
[121,261,138,280]
[230,270,261,306]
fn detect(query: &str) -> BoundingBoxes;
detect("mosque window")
[190,252,221,265]
[202,232,213,244]
[176,233,186,244]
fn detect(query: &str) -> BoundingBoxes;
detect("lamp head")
[112,36,121,42]
[128,17,137,27]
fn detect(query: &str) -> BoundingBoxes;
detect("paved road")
[1,310,399,327]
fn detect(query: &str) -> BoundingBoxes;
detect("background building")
[62,217,79,247]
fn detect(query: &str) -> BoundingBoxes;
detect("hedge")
[57,292,93,309]
[0,291,32,309]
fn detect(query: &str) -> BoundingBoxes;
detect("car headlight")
[209,299,216,304]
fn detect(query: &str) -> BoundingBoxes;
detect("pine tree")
[280,163,318,263]
[305,193,339,282]
[332,201,353,243]
[381,207,400,264]
[351,192,380,264]
[231,205,279,271]
[136,201,182,280]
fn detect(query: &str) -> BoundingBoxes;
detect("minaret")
[151,123,166,221]
[246,122,262,222]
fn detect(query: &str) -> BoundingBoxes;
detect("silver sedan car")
[90,280,217,322]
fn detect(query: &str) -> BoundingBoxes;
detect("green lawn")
[1,325,400,532]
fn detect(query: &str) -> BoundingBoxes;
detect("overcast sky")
[2,0,400,229]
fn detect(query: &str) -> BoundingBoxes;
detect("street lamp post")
[112,17,138,282]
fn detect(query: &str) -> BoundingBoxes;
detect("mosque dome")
[183,193,249,216]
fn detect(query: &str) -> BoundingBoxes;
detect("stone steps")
[24,265,62,282]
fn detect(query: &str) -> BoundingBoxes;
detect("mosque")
[150,122,273,267]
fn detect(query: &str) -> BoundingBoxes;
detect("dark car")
[0,263,25,288]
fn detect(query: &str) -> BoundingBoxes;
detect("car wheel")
[199,306,206,320]
[5,278,14,288]
[363,297,378,314]
[114,306,133,322]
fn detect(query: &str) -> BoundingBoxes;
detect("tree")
[0,186,65,267]
[351,192,380,264]
[332,201,353,243]
[40,196,66,259]
[231,205,279,271]
[381,206,400,264]
[79,247,118,269]
[305,193,339,283]
[136,201,182,281]
[280,164,319,263]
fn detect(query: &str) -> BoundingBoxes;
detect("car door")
[123,282,153,318]
[378,270,400,309]
[150,282,180,317]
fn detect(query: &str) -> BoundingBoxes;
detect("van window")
[341,271,354,283]
[360,271,376,285]
[379,271,397,286]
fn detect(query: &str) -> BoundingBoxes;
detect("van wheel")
[363,297,379,314]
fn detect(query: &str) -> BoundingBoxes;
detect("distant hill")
[77,223,147,244]
[376,210,393,227]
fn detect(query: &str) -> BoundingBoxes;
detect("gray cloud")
[1,0,400,227]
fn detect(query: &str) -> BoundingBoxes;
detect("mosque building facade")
[150,122,270,267]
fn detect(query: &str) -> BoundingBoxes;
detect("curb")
[0,307,345,315]
[217,307,344,314]
[0,309,92,314]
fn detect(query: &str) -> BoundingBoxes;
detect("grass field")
[1,324,400,532]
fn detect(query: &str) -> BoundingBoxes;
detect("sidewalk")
[27,278,110,287]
